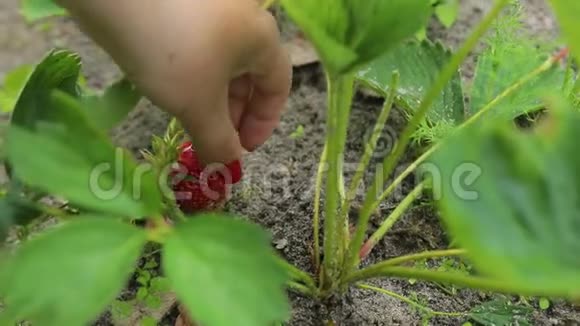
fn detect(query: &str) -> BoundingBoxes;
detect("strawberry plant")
[0,51,291,326]
[2,0,580,325]
[271,0,580,315]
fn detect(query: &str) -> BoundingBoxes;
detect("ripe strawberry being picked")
[170,141,242,213]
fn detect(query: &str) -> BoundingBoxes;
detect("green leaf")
[280,0,431,74]
[470,12,566,120]
[144,294,161,309]
[548,1,580,65]
[539,297,550,310]
[0,217,147,326]
[357,40,465,139]
[136,276,148,286]
[0,121,7,160]
[0,65,34,113]
[143,259,158,269]
[428,100,580,296]
[149,277,170,293]
[7,91,163,218]
[138,270,152,281]
[20,0,67,22]
[140,316,158,326]
[415,27,427,41]
[136,287,149,301]
[163,214,290,326]
[82,78,142,131]
[6,50,160,217]
[435,0,459,28]
[0,179,47,240]
[10,50,81,130]
[0,190,43,241]
[468,297,533,326]
[289,125,305,139]
[111,300,133,319]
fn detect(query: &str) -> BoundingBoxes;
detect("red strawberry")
[170,141,242,213]
[176,142,202,175]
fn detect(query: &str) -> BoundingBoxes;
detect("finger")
[238,11,292,151]
[179,83,244,166]
[228,74,252,130]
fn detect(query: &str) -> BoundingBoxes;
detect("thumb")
[237,9,291,151]
[177,85,243,166]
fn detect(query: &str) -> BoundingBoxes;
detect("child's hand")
[58,0,291,165]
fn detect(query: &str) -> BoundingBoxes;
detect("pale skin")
[55,0,292,165]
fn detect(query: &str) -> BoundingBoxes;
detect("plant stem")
[287,281,314,296]
[341,72,400,223]
[336,75,355,258]
[313,144,327,276]
[37,203,68,219]
[166,199,187,222]
[573,56,580,93]
[563,50,574,93]
[275,255,317,292]
[322,73,355,285]
[146,217,173,243]
[359,182,426,259]
[360,249,466,275]
[366,145,436,219]
[358,283,465,317]
[347,0,511,272]
[347,266,575,298]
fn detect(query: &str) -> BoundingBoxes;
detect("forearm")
[54,0,170,75]
[53,0,251,77]
[55,0,139,40]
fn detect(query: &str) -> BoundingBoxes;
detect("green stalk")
[346,266,575,298]
[366,145,435,219]
[336,74,355,260]
[341,72,400,222]
[346,0,511,272]
[313,144,327,275]
[322,73,355,285]
[562,51,574,93]
[146,219,173,244]
[359,182,426,259]
[357,249,466,274]
[37,203,68,219]
[574,64,580,94]
[287,281,314,296]
[275,255,317,292]
[358,284,465,317]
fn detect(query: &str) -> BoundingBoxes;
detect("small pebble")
[273,238,288,250]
